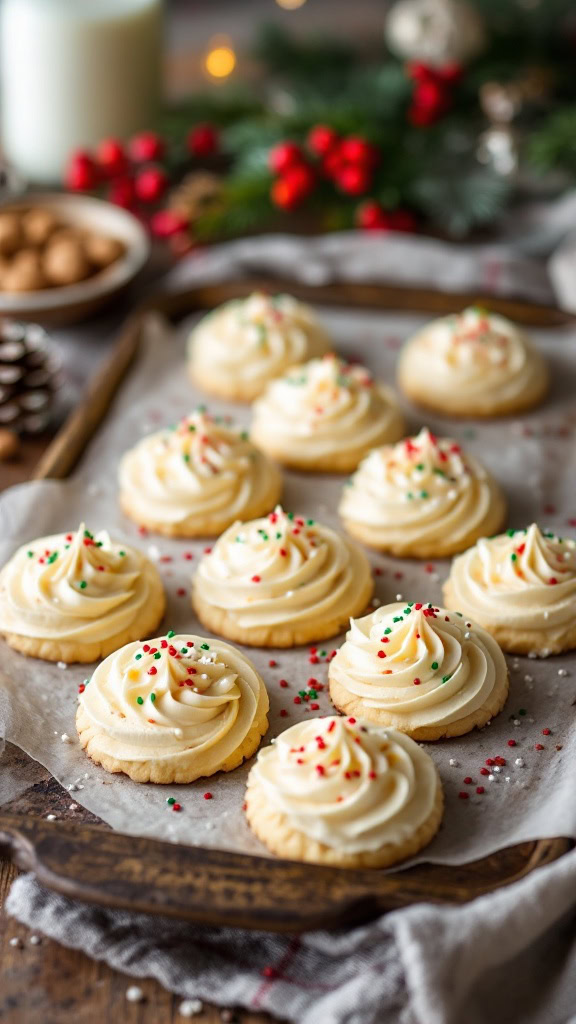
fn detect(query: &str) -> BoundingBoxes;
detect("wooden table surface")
[0,446,270,1024]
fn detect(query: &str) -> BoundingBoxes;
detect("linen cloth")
[5,214,576,1023]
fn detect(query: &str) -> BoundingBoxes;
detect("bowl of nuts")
[0,193,150,323]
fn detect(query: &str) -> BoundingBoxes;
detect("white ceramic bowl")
[0,192,150,323]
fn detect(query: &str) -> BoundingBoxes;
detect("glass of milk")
[0,0,164,184]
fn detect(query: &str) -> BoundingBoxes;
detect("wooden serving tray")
[0,279,572,931]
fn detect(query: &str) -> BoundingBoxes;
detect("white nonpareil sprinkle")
[488,774,495,782]
[449,758,459,767]
[46,814,56,821]
[9,937,22,948]
[126,985,145,1003]
[395,593,403,601]
[492,766,501,773]
[60,733,72,743]
[464,632,471,639]
[515,758,525,767]
[179,999,203,1018]
[513,719,520,726]
[505,776,511,782]
[57,661,67,670]
[524,675,533,683]
[147,544,161,561]
[558,668,569,677]
[29,935,41,945]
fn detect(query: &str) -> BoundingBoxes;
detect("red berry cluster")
[64,123,219,240]
[268,125,416,232]
[407,62,462,126]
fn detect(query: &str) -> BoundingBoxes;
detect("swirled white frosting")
[330,601,507,730]
[251,354,404,465]
[119,411,281,530]
[193,506,372,629]
[446,524,576,635]
[398,307,547,410]
[188,292,332,396]
[79,633,268,767]
[0,523,162,642]
[339,427,503,549]
[248,716,438,853]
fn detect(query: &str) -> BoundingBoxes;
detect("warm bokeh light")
[275,0,308,8]
[204,40,236,79]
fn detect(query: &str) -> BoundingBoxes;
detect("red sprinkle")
[268,659,277,668]
[148,666,157,675]
[172,803,182,812]
[542,728,552,735]
[280,709,288,717]
[479,768,489,776]
[251,575,261,583]
[204,792,213,800]
[549,577,558,585]
[535,743,545,751]
[507,739,516,747]
[377,651,386,659]
[310,703,320,711]
[463,776,473,784]
[458,792,469,800]
[78,684,85,694]
[279,679,289,688]
[476,786,485,795]
[485,758,494,766]
[413,678,421,686]
[176,588,186,597]
[262,966,278,979]
[348,717,356,724]
[309,655,319,664]
[293,696,302,705]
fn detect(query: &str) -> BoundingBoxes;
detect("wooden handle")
[0,814,569,932]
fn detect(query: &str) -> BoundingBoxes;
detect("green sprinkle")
[403,608,411,615]
[47,552,58,564]
[84,530,93,539]
[96,541,103,548]
[154,652,161,659]
[511,553,517,562]
[507,529,516,537]
[119,550,126,557]
[27,550,34,557]
[407,492,414,500]
[519,708,526,716]
[167,630,175,638]
[306,519,315,526]
[167,797,175,805]
[433,468,446,477]
[240,431,249,441]
[431,661,439,670]
[136,696,144,705]
[384,628,392,634]
[298,690,306,697]
[392,616,403,623]
[287,512,294,520]
[442,674,451,683]
[320,650,326,657]
[200,643,210,650]
[415,463,424,471]
[420,490,429,499]
[180,647,188,654]
[150,693,156,703]
[308,689,317,699]
[79,581,87,589]
[276,532,282,539]
[135,654,142,660]
[183,454,190,463]
[188,424,196,432]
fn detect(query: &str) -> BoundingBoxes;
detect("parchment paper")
[1,308,575,866]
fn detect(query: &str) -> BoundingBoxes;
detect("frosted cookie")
[397,307,548,417]
[250,354,405,473]
[187,292,332,402]
[119,410,282,537]
[329,601,509,740]
[76,632,269,783]
[339,427,506,558]
[245,715,443,868]
[191,506,373,647]
[444,523,576,656]
[0,523,165,663]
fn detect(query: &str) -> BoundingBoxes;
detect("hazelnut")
[22,207,59,247]
[0,213,22,256]
[43,237,91,286]
[83,233,125,268]
[2,250,47,292]
[0,428,20,461]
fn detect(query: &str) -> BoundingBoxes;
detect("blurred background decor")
[33,0,575,249]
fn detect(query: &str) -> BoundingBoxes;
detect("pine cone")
[0,320,61,434]
[168,172,222,224]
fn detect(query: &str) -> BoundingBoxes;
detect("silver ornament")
[385,0,485,67]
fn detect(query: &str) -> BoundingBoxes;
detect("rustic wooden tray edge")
[2,278,573,931]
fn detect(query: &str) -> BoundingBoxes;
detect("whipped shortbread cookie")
[119,410,282,537]
[397,307,548,417]
[77,632,269,783]
[245,715,443,868]
[250,354,405,473]
[0,523,165,663]
[187,292,332,402]
[329,601,509,739]
[192,506,373,647]
[339,427,506,558]
[444,524,576,656]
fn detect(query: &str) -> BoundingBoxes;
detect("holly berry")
[65,150,97,191]
[108,176,135,209]
[269,141,304,175]
[187,123,219,158]
[336,163,371,196]
[339,136,378,167]
[135,166,168,203]
[150,209,190,237]
[389,209,417,232]
[356,201,417,232]
[96,137,127,177]
[307,124,338,157]
[129,131,165,163]
[271,163,315,210]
